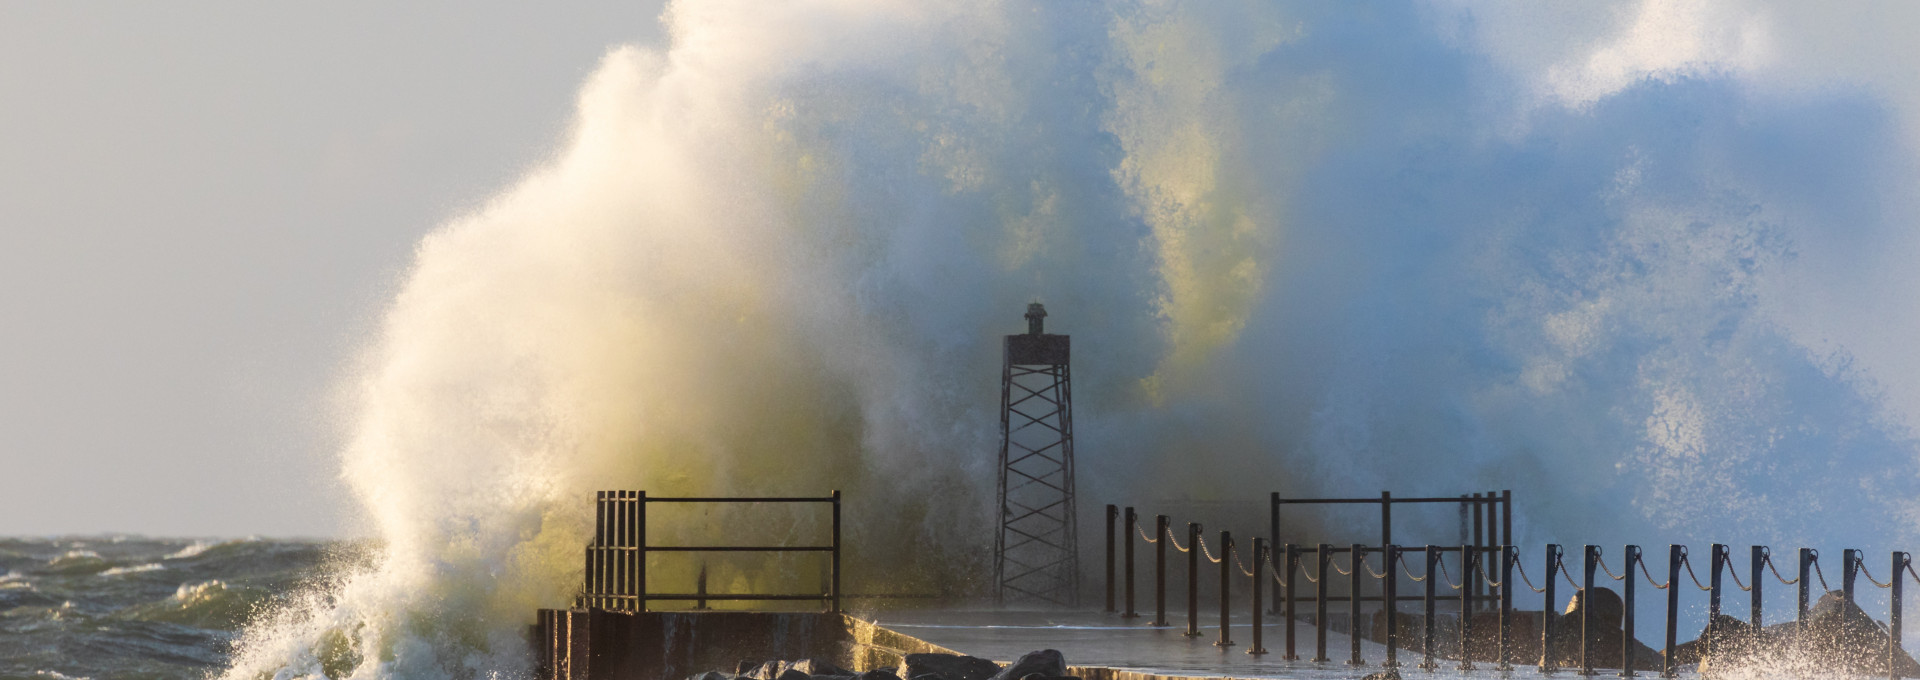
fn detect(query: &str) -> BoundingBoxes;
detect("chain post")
[1186,522,1202,638]
[1543,544,1562,675]
[1249,538,1267,656]
[1845,548,1859,605]
[1384,545,1399,668]
[1315,543,1331,662]
[1422,546,1438,670]
[1217,531,1234,648]
[1752,546,1766,631]
[1284,543,1299,660]
[1350,543,1366,665]
[1460,545,1478,670]
[1799,548,1814,629]
[1105,504,1116,613]
[1892,551,1908,680]
[1663,545,1682,678]
[1154,515,1169,626]
[1620,545,1639,677]
[1500,544,1516,671]
[1123,507,1137,618]
[1708,544,1726,661]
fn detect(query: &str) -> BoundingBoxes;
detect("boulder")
[853,671,897,680]
[1459,610,1541,663]
[987,650,1065,680]
[774,669,813,680]
[901,653,1002,680]
[788,660,852,677]
[689,673,733,680]
[1541,588,1661,671]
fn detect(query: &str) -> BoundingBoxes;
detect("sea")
[0,537,340,680]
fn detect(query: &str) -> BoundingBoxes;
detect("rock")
[739,661,775,679]
[774,669,813,680]
[1016,676,1078,680]
[1542,588,1660,671]
[902,653,1003,680]
[1563,586,1624,629]
[689,673,732,680]
[987,650,1065,680]
[1360,670,1402,680]
[853,671,896,680]
[788,660,852,677]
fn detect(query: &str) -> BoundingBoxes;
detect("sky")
[10,0,1920,547]
[0,2,666,536]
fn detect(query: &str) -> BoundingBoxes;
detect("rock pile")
[691,650,1077,680]
[1673,590,1920,677]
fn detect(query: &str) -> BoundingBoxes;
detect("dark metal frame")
[994,304,1079,605]
[577,490,842,613]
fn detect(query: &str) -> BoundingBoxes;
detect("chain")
[1166,529,1190,554]
[1559,559,1584,590]
[1475,554,1503,588]
[1907,560,1920,585]
[1330,554,1353,576]
[1364,552,1390,580]
[1437,554,1462,590]
[1197,535,1223,564]
[1512,557,1547,593]
[1859,560,1893,589]
[1726,561,1752,592]
[1596,554,1625,582]
[1302,568,1320,584]
[1136,524,1158,544]
[1812,558,1830,592]
[1398,553,1427,582]
[1234,548,1256,577]
[1635,554,1670,590]
[1678,554,1710,591]
[1763,553,1799,585]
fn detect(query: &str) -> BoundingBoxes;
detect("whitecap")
[99,563,165,577]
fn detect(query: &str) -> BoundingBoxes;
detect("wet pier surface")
[859,609,1693,680]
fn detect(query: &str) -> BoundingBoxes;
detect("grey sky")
[0,3,665,537]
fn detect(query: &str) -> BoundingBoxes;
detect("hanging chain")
[1399,553,1428,583]
[1859,560,1893,589]
[1763,553,1799,585]
[1559,559,1585,590]
[1364,552,1391,580]
[1636,554,1670,591]
[1726,561,1752,592]
[1196,535,1224,564]
[1812,558,1830,592]
[1475,553,1504,588]
[1437,554,1462,590]
[1330,553,1353,576]
[1166,529,1190,554]
[1596,554,1626,582]
[1136,523,1159,544]
[1512,556,1547,593]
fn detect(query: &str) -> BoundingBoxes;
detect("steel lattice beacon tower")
[994,302,1079,605]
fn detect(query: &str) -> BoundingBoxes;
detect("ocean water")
[0,537,337,680]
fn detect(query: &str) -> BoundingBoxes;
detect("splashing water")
[225,1,1920,677]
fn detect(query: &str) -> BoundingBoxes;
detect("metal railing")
[1106,500,1920,679]
[577,490,842,613]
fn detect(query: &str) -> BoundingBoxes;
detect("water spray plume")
[226,1,1920,677]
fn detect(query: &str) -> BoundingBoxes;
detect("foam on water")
[223,1,1920,678]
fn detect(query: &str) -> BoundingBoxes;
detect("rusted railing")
[1107,498,1920,679]
[579,490,842,613]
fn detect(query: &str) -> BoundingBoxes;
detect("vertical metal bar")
[1124,507,1138,618]
[1316,543,1331,662]
[1381,491,1392,552]
[1187,522,1203,638]
[1845,548,1859,605]
[1422,546,1438,670]
[1105,503,1121,610]
[1664,545,1682,678]
[637,491,648,612]
[831,490,841,614]
[1543,544,1561,674]
[1501,490,1513,559]
[1474,494,1486,611]
[1799,548,1814,629]
[1622,545,1640,677]
[993,349,1011,606]
[1461,545,1478,670]
[1285,543,1299,660]
[1271,492,1282,614]
[1350,543,1365,665]
[1708,544,1726,661]
[1155,515,1169,626]
[1384,545,1399,668]
[1892,552,1907,680]
[1218,531,1235,647]
[1250,538,1268,655]
[1582,545,1597,676]
[1500,544,1515,671]
[1487,490,1500,555]
[1752,546,1766,630]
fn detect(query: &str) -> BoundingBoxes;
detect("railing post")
[1845,548,1860,605]
[1124,507,1138,618]
[1350,543,1366,665]
[1250,538,1268,655]
[1460,546,1478,670]
[1543,544,1561,674]
[1621,545,1639,677]
[1892,551,1907,680]
[1752,546,1766,631]
[1799,548,1815,629]
[637,490,648,612]
[1155,515,1169,626]
[1384,545,1399,668]
[1664,545,1682,678]
[1187,522,1203,638]
[1473,494,1486,611]
[1316,543,1331,662]
[1106,504,1117,613]
[1708,544,1726,661]
[1271,492,1282,614]
[1285,543,1299,660]
[1583,544,1598,676]
[830,489,841,614]
[1422,546,1438,670]
[1218,531,1234,647]
[1500,544,1515,671]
